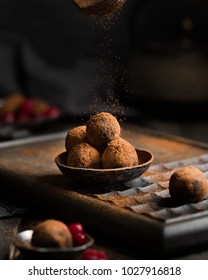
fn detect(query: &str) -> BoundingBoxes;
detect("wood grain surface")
[0,124,208,258]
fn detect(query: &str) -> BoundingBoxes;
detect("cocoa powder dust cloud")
[73,1,130,122]
[90,11,130,121]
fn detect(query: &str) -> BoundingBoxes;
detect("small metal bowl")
[73,0,127,16]
[55,149,153,185]
[12,230,94,260]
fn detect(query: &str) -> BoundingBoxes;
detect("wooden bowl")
[55,149,154,185]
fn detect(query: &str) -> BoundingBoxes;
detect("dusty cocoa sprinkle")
[101,137,138,168]
[169,166,208,203]
[101,192,163,208]
[31,219,73,248]
[67,142,101,168]
[96,183,168,208]
[99,194,139,207]
[135,135,197,154]
[21,147,64,158]
[86,112,120,150]
[65,126,87,152]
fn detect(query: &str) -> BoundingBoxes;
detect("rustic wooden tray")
[0,124,208,257]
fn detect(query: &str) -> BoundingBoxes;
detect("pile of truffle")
[65,112,138,169]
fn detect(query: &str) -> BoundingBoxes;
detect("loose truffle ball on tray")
[65,125,87,152]
[31,219,73,248]
[86,112,120,151]
[101,137,138,169]
[169,166,208,203]
[67,143,100,168]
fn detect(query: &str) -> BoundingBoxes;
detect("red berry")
[15,99,36,121]
[0,113,15,123]
[42,106,60,118]
[19,100,35,115]
[68,223,86,246]
[80,249,108,260]
[15,112,31,122]
[68,223,84,234]
[73,232,86,246]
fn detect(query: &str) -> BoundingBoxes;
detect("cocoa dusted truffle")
[67,143,100,168]
[65,126,87,152]
[169,166,208,203]
[31,219,73,248]
[86,112,120,151]
[101,137,138,169]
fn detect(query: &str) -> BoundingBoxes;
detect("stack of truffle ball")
[65,112,139,169]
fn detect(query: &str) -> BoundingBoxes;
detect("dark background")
[0,0,208,141]
[0,0,137,115]
[0,0,134,67]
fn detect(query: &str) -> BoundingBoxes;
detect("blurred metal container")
[124,0,208,118]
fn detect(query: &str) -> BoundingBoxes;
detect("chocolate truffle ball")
[31,219,73,248]
[101,137,138,169]
[169,166,208,203]
[86,112,120,150]
[67,143,100,168]
[65,126,87,152]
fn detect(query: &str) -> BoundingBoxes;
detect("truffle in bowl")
[12,220,94,260]
[55,149,153,185]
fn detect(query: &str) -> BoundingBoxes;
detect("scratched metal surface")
[95,154,208,221]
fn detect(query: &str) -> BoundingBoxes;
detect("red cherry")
[68,223,86,246]
[18,100,35,115]
[42,106,60,118]
[73,232,86,246]
[15,113,29,122]
[80,249,108,260]
[0,113,15,123]
[68,223,84,234]
[15,100,36,121]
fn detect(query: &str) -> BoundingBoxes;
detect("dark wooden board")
[0,124,208,257]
